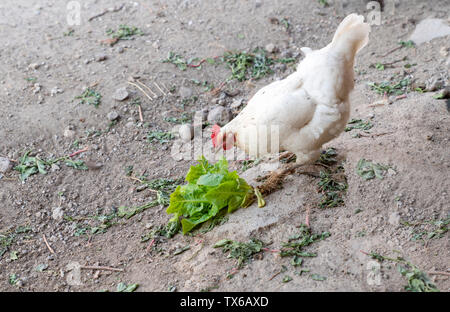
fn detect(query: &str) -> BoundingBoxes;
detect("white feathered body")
[219,14,370,164]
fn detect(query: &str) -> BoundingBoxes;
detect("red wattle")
[211,124,221,148]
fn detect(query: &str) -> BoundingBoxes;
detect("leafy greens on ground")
[166,157,255,234]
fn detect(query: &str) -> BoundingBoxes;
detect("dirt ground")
[0,0,449,292]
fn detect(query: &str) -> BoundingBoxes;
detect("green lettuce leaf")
[166,157,254,234]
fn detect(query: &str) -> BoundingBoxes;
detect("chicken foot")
[256,163,319,196]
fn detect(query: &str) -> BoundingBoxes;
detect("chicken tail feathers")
[330,13,370,59]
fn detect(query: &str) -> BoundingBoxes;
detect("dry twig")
[81,265,123,272]
[88,3,125,22]
[428,271,450,277]
[42,234,55,254]
[136,80,158,98]
[128,81,154,101]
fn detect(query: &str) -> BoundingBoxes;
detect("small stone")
[0,157,11,173]
[314,8,328,16]
[426,77,444,92]
[280,49,292,59]
[112,87,129,101]
[207,106,233,126]
[125,121,135,128]
[230,98,244,109]
[265,43,277,53]
[273,63,287,72]
[440,46,449,57]
[387,168,397,176]
[388,95,396,104]
[50,87,63,96]
[192,109,208,128]
[28,63,40,70]
[439,85,450,99]
[107,111,120,121]
[179,124,194,142]
[116,46,125,54]
[409,18,450,45]
[50,164,60,172]
[179,86,193,98]
[32,83,41,94]
[152,41,160,49]
[63,128,75,138]
[388,212,401,226]
[52,207,64,220]
[95,53,108,62]
[85,161,103,170]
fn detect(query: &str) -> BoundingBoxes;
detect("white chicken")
[212,13,370,194]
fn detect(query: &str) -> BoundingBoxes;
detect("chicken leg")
[256,162,320,196]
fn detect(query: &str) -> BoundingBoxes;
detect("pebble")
[179,86,193,98]
[388,95,396,104]
[112,87,129,101]
[50,87,63,96]
[409,18,450,45]
[265,43,277,53]
[52,206,64,220]
[32,83,41,94]
[387,168,397,176]
[193,109,208,128]
[179,124,194,142]
[440,46,449,57]
[207,106,233,126]
[280,49,292,59]
[388,212,401,226]
[125,121,135,128]
[107,111,120,121]
[28,63,40,70]
[50,164,60,172]
[63,128,75,138]
[0,157,11,173]
[217,92,227,106]
[95,53,108,62]
[230,98,244,109]
[426,77,444,92]
[273,63,287,72]
[439,85,450,99]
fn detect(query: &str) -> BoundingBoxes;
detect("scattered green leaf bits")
[345,119,373,132]
[356,159,390,180]
[106,25,143,40]
[147,131,174,144]
[116,282,139,292]
[214,238,264,268]
[75,88,102,108]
